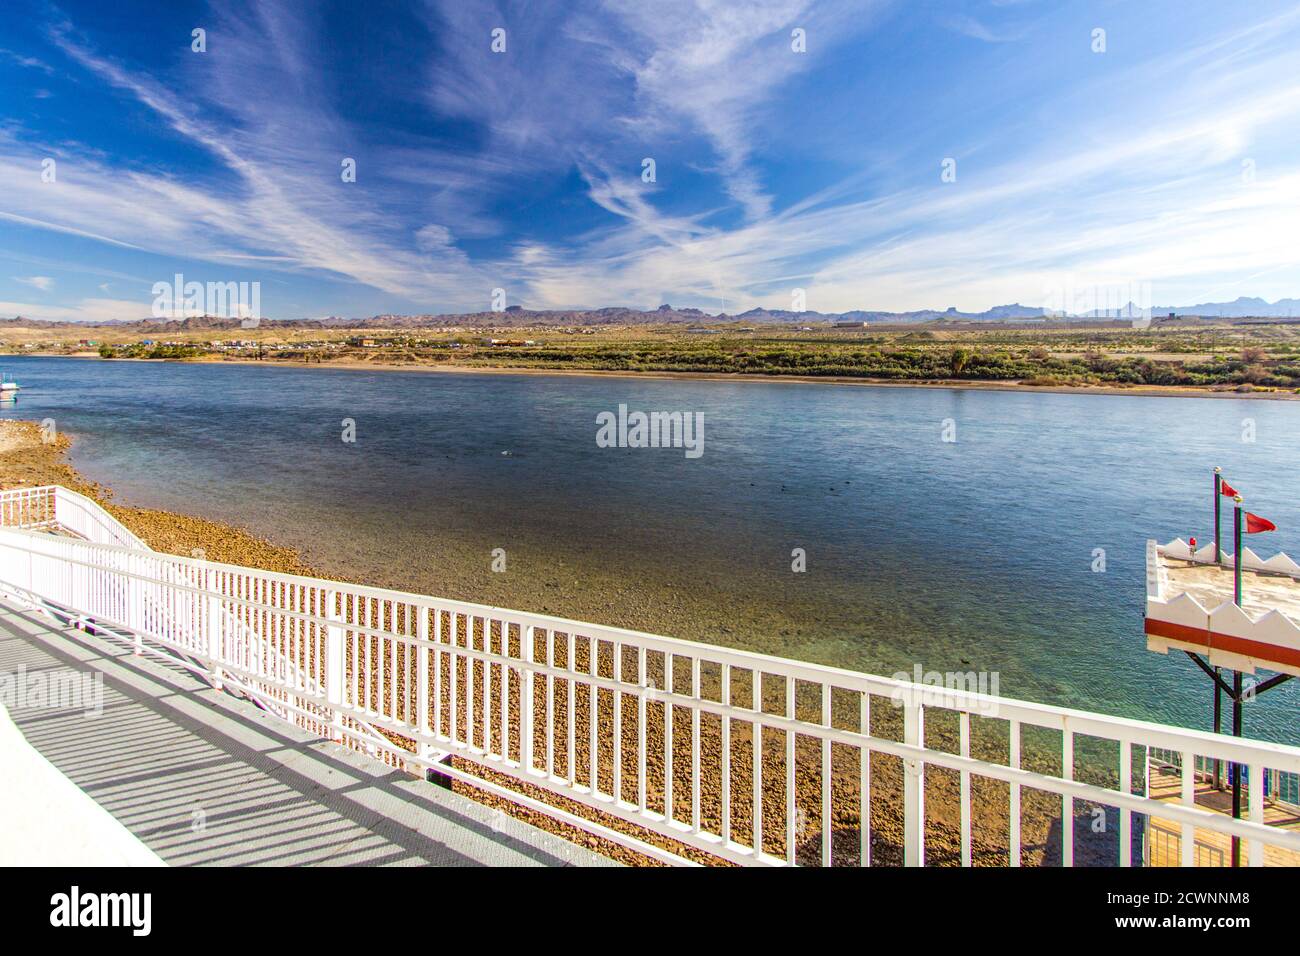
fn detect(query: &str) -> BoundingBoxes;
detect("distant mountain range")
[5,296,1300,329]
[1153,296,1300,318]
[729,303,1049,323]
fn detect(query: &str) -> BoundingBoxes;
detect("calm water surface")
[5,356,1300,743]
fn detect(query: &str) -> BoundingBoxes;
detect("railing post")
[417,604,431,758]
[958,711,971,867]
[1062,727,1074,866]
[325,589,345,742]
[1120,741,1132,866]
[130,552,143,656]
[1180,750,1195,867]
[25,536,35,597]
[1010,720,1022,866]
[1249,762,1264,866]
[903,697,924,866]
[521,625,535,775]
[205,566,223,690]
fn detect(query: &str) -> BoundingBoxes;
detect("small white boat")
[0,371,20,397]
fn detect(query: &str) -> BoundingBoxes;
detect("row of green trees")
[458,343,1300,388]
[98,343,206,360]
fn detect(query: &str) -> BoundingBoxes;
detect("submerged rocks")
[0,419,313,576]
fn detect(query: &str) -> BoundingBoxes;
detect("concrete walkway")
[0,700,165,866]
[0,600,614,867]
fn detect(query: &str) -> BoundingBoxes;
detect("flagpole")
[1233,495,1243,607]
[1214,467,1222,564]
[1213,671,1222,789]
[1232,664,1243,868]
[1213,467,1225,789]
[1231,493,1244,866]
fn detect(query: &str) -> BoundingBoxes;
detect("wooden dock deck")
[1146,763,1300,866]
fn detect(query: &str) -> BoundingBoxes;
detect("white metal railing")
[0,485,149,550]
[0,487,392,757]
[1150,747,1300,814]
[0,486,58,533]
[4,487,1300,866]
[49,486,151,550]
[1145,817,1227,867]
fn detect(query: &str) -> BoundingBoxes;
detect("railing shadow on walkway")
[0,602,605,867]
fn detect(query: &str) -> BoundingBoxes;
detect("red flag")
[1246,512,1276,534]
[1221,479,1238,497]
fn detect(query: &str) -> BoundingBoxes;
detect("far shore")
[26,351,1300,401]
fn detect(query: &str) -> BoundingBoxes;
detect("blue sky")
[3,0,1300,321]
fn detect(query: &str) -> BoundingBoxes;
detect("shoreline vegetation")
[38,351,1300,400]
[1,418,1124,866]
[10,318,1300,399]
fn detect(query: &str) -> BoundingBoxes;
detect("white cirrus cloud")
[2,1,1300,320]
[0,297,147,323]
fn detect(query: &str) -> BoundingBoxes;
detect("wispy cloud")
[34,8,495,308]
[939,14,1028,44]
[0,47,55,73]
[15,275,53,291]
[513,14,1300,313]
[0,297,146,322]
[1,0,1300,321]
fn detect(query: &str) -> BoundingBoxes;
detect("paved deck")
[1161,556,1300,622]
[0,600,615,867]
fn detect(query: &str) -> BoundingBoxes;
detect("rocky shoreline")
[0,420,313,575]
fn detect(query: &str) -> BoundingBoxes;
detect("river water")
[5,355,1299,743]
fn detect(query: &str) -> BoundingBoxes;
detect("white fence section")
[4,485,1300,867]
[0,486,58,534]
[0,485,148,550]
[1149,747,1300,815]
[45,486,151,550]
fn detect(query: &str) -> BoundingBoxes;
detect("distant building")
[834,321,869,328]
